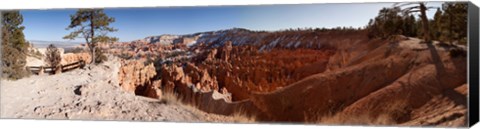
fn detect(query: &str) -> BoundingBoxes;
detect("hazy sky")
[20,2,443,42]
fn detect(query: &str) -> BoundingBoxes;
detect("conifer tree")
[1,11,29,79]
[396,2,437,43]
[441,2,467,45]
[432,8,443,40]
[63,9,118,64]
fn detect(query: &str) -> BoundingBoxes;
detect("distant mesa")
[29,40,83,48]
[132,28,259,47]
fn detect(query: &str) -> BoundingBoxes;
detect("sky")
[20,2,443,42]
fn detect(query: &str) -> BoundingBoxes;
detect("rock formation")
[219,41,232,62]
[61,52,91,64]
[189,44,334,100]
[108,29,466,127]
[184,62,219,92]
[145,80,163,99]
[158,62,230,102]
[118,60,158,98]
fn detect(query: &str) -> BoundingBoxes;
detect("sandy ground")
[1,56,235,122]
[26,56,45,66]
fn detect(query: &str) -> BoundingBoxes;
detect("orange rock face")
[159,64,187,93]
[61,52,91,64]
[158,62,224,96]
[108,29,467,126]
[145,80,163,98]
[118,60,158,97]
[219,41,233,62]
[154,44,334,101]
[184,62,219,92]
[192,45,335,100]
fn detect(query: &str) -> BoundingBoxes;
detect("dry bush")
[160,91,182,105]
[160,91,256,123]
[315,99,410,126]
[318,111,395,126]
[45,44,62,67]
[231,108,257,123]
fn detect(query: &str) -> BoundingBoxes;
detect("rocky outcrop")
[61,52,91,64]
[138,34,180,45]
[107,29,466,127]
[158,36,466,127]
[118,60,158,98]
[184,63,219,92]
[144,80,163,99]
[159,63,227,97]
[1,55,241,122]
[207,49,217,61]
[193,45,334,100]
[219,41,232,62]
[160,64,187,94]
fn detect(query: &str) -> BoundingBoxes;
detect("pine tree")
[366,7,404,39]
[432,8,443,41]
[63,9,118,64]
[1,11,29,80]
[396,2,437,43]
[441,2,467,45]
[402,14,418,37]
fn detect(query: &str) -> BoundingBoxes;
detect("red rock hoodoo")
[110,29,467,127]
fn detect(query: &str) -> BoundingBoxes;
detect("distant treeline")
[366,2,468,45]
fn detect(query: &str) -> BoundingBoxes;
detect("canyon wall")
[111,29,467,126]
[118,60,160,98]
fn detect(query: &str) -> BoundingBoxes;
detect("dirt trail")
[0,55,235,122]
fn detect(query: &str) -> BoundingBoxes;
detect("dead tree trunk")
[419,3,432,43]
[89,12,96,64]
